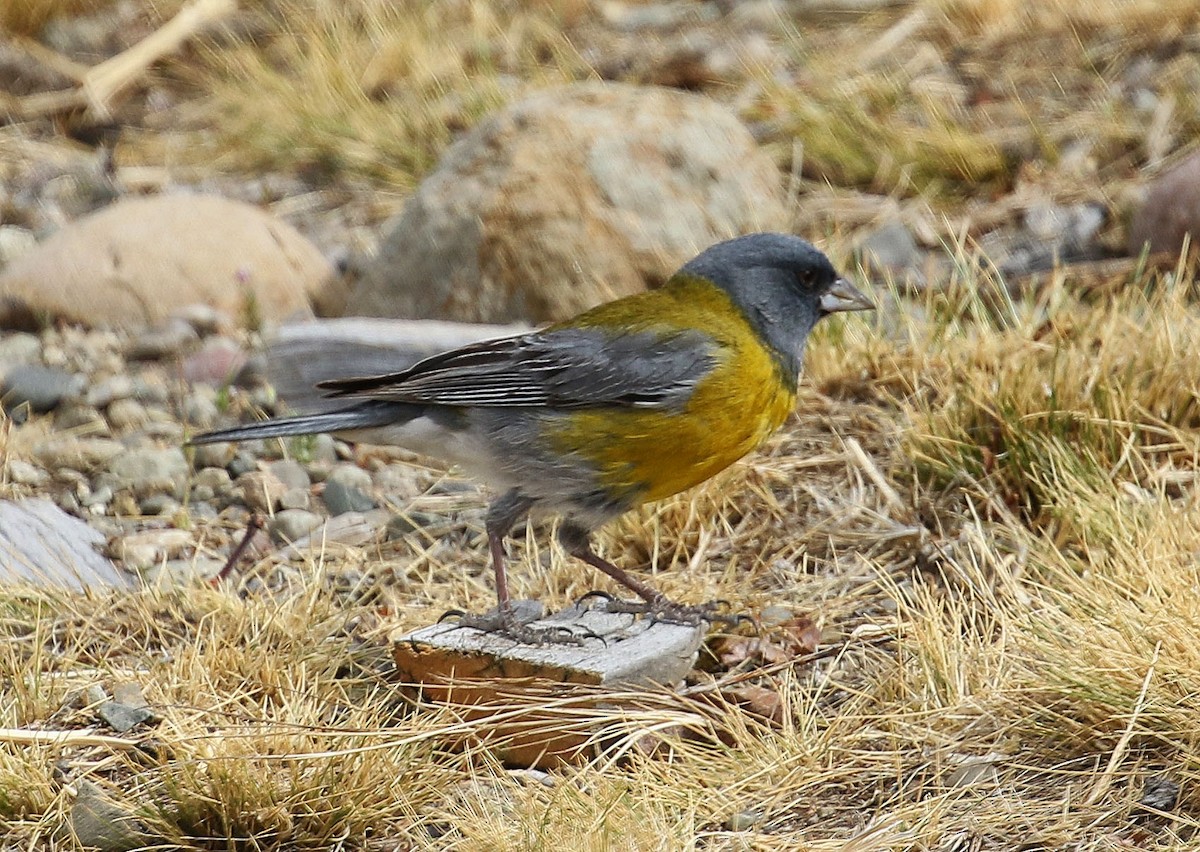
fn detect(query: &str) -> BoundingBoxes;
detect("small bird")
[190,233,872,637]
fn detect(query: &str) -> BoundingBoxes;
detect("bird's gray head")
[680,232,873,378]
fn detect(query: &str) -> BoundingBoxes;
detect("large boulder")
[347,83,788,324]
[0,194,337,331]
[1129,151,1200,257]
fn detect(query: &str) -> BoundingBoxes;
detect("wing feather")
[318,328,716,410]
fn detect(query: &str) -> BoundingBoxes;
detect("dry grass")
[8,0,1200,847]
[7,259,1200,847]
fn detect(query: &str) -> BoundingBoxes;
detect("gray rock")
[859,219,922,275]
[125,320,199,361]
[0,499,129,590]
[267,458,311,491]
[0,332,41,363]
[1129,151,1200,257]
[278,487,311,511]
[192,466,232,492]
[0,364,84,412]
[108,447,190,498]
[33,437,125,472]
[139,495,181,516]
[323,464,376,515]
[182,393,220,428]
[70,780,154,852]
[96,700,154,733]
[269,509,324,543]
[86,374,136,408]
[190,441,235,470]
[346,83,787,324]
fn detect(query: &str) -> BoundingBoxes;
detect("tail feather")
[188,401,416,445]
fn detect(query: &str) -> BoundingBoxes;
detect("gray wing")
[317,327,717,410]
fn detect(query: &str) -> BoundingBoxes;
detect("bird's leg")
[558,522,739,627]
[443,491,582,645]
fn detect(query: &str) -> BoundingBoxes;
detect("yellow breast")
[546,276,797,505]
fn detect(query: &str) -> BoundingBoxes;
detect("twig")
[212,514,264,584]
[845,436,906,513]
[1083,642,1160,807]
[0,727,141,750]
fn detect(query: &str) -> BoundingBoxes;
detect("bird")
[189,233,873,638]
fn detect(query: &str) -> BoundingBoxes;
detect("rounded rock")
[346,83,787,324]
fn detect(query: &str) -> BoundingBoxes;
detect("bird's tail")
[188,401,415,445]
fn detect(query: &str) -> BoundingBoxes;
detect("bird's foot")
[577,591,746,628]
[439,600,586,646]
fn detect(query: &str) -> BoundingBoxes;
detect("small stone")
[0,364,84,413]
[278,487,311,511]
[190,484,215,502]
[136,555,222,585]
[7,459,49,486]
[96,700,154,733]
[171,303,230,336]
[727,809,763,832]
[86,375,135,408]
[267,459,311,490]
[82,484,113,508]
[106,398,149,431]
[323,464,376,515]
[227,452,259,479]
[182,393,220,428]
[125,320,199,361]
[180,337,246,385]
[190,441,234,470]
[70,780,154,852]
[112,528,192,568]
[139,495,181,516]
[237,469,288,513]
[0,332,41,363]
[111,682,148,708]
[269,509,324,543]
[1140,775,1180,813]
[33,437,125,472]
[108,448,189,498]
[193,466,232,491]
[310,434,339,464]
[386,512,443,539]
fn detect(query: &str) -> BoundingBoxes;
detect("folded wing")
[318,327,717,410]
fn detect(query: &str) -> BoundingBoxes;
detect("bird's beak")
[820,278,874,314]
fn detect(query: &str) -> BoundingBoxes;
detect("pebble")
[182,393,220,428]
[268,509,324,543]
[97,700,154,733]
[190,441,234,470]
[0,364,84,413]
[237,469,288,513]
[125,320,199,361]
[106,398,150,431]
[7,459,49,486]
[279,487,311,511]
[192,466,232,492]
[139,494,181,516]
[0,332,42,363]
[180,337,246,385]
[86,375,136,408]
[171,304,229,336]
[112,528,192,568]
[108,447,190,498]
[267,458,311,490]
[33,437,125,472]
[323,464,377,515]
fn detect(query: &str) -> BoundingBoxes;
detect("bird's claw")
[589,595,747,628]
[440,602,586,646]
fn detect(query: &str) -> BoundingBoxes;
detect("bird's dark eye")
[797,269,815,287]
